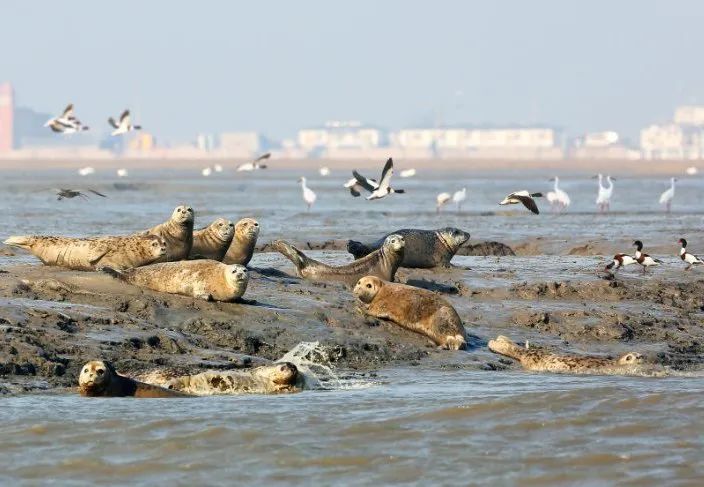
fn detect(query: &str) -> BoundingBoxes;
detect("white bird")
[78,167,95,176]
[237,153,270,172]
[678,238,704,270]
[299,177,317,211]
[214,164,223,173]
[108,109,142,136]
[547,177,570,211]
[344,177,377,197]
[686,166,698,176]
[45,104,89,134]
[400,168,417,178]
[595,174,615,212]
[353,158,405,201]
[436,192,451,213]
[319,167,331,176]
[499,191,543,214]
[202,167,212,177]
[659,177,677,213]
[116,168,128,178]
[452,188,466,211]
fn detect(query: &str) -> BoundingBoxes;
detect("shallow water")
[2,167,704,484]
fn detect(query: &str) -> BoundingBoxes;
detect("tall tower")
[0,83,13,152]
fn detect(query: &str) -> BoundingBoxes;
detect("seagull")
[45,104,89,133]
[299,177,317,211]
[202,167,212,177]
[400,168,417,178]
[633,240,662,272]
[436,192,451,213]
[353,158,405,201]
[237,153,270,172]
[678,238,704,270]
[319,167,331,176]
[659,177,677,213]
[55,188,107,201]
[452,188,466,211]
[499,191,543,214]
[116,168,128,178]
[547,177,570,211]
[344,177,377,197]
[78,167,95,176]
[108,110,142,136]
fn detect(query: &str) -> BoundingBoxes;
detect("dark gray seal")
[347,228,469,268]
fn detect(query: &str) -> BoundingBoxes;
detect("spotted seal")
[347,228,469,268]
[104,260,249,302]
[488,336,647,375]
[4,234,166,271]
[353,276,467,350]
[78,360,190,398]
[223,218,260,266]
[273,234,405,287]
[189,217,235,261]
[143,205,194,261]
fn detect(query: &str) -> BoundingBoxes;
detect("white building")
[297,121,382,154]
[640,124,703,160]
[219,131,262,157]
[674,105,704,126]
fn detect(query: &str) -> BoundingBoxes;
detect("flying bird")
[353,158,405,201]
[344,176,377,197]
[299,177,317,211]
[108,110,142,136]
[54,188,107,201]
[237,153,271,172]
[45,104,89,133]
[659,177,677,213]
[499,191,543,214]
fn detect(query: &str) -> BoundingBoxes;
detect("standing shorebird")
[659,177,677,213]
[547,177,570,211]
[299,177,317,211]
[436,192,451,213]
[452,188,466,211]
[678,238,704,270]
[633,240,662,272]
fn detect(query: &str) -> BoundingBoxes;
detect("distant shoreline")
[0,157,698,176]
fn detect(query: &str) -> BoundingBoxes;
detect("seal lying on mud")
[143,205,194,261]
[104,260,249,302]
[347,228,469,268]
[3,234,166,271]
[142,363,301,395]
[189,217,235,261]
[353,276,467,350]
[488,336,647,375]
[223,218,260,266]
[78,360,189,398]
[273,234,405,287]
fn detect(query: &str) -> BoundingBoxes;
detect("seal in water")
[143,205,194,261]
[223,218,260,266]
[104,260,249,302]
[273,234,405,287]
[189,217,235,261]
[488,335,646,375]
[347,228,469,268]
[353,276,467,350]
[78,360,189,397]
[3,234,166,271]
[142,363,301,395]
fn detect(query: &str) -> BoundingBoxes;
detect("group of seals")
[3,234,166,271]
[79,360,189,398]
[353,276,467,350]
[272,234,405,287]
[488,336,646,375]
[104,260,249,302]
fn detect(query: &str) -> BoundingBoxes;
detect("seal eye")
[96,369,104,375]
[366,283,372,289]
[83,368,88,373]
[253,222,259,226]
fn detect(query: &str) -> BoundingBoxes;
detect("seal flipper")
[347,240,372,259]
[87,244,111,267]
[273,240,321,273]
[102,267,127,281]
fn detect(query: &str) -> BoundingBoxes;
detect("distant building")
[219,131,262,157]
[640,124,703,159]
[196,134,216,152]
[674,105,704,127]
[0,82,14,152]
[571,130,639,159]
[297,121,383,156]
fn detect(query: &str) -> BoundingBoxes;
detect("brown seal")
[148,363,301,395]
[273,234,405,287]
[103,260,249,301]
[4,234,166,271]
[143,205,194,261]
[189,217,235,261]
[488,336,646,375]
[347,227,470,268]
[353,276,467,350]
[223,218,260,266]
[78,360,190,397]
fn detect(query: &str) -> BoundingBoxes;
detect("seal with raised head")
[78,360,190,398]
[144,363,301,395]
[223,218,260,266]
[104,260,249,302]
[189,217,235,261]
[143,205,194,261]
[4,234,166,271]
[488,335,646,375]
[273,234,405,287]
[353,276,467,350]
[347,227,469,268]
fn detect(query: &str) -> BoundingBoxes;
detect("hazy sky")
[4,0,704,142]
